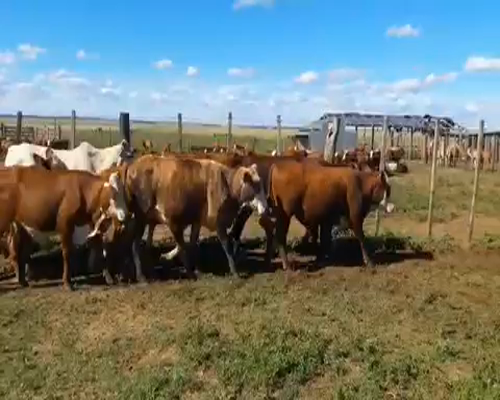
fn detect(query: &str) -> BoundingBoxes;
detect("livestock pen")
[0,111,500,399]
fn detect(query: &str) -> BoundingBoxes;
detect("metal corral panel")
[298,122,357,153]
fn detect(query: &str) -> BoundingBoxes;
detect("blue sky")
[0,0,499,127]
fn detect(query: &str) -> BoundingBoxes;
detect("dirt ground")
[1,161,500,399]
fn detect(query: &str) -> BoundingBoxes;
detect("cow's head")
[116,139,135,166]
[45,148,67,170]
[369,170,394,214]
[87,171,129,240]
[236,163,268,216]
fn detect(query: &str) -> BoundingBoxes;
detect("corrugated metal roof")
[308,112,466,133]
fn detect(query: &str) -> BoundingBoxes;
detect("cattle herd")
[0,138,397,291]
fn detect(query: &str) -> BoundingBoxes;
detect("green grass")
[1,243,500,399]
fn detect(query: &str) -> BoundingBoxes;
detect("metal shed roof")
[312,112,466,133]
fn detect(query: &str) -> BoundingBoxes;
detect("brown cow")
[0,167,129,289]
[120,155,268,281]
[267,162,394,270]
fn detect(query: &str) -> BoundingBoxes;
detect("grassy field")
[1,160,500,397]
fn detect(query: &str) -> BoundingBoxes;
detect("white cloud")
[153,59,173,70]
[464,56,500,72]
[48,69,91,88]
[423,72,459,85]
[0,51,15,65]
[76,49,99,61]
[386,24,420,38]
[17,43,46,60]
[0,66,492,129]
[186,66,199,77]
[294,71,319,84]
[328,68,365,82]
[232,0,274,10]
[227,67,255,78]
[465,102,479,113]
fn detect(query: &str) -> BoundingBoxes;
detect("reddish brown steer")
[0,166,129,289]
[267,161,394,270]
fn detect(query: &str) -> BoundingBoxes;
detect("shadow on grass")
[0,232,444,291]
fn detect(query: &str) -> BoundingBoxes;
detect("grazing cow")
[0,167,129,289]
[266,162,394,270]
[121,155,268,281]
[385,146,405,162]
[467,147,492,170]
[5,140,133,173]
[445,143,463,168]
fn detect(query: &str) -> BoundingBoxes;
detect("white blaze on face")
[104,172,127,222]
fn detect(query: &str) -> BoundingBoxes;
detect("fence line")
[1,109,496,245]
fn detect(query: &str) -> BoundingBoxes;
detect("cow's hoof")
[18,280,29,288]
[186,271,198,281]
[103,272,115,286]
[63,283,75,291]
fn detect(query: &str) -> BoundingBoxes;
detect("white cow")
[5,140,132,174]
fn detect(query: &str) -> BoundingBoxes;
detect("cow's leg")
[131,220,148,284]
[349,213,373,268]
[145,223,156,249]
[228,205,253,256]
[316,221,333,265]
[60,234,74,290]
[170,223,196,280]
[258,214,276,266]
[13,236,29,288]
[217,224,239,277]
[189,223,201,272]
[275,214,292,271]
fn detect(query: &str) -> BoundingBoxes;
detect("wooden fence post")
[71,110,76,149]
[427,120,440,237]
[467,119,484,245]
[227,111,233,150]
[370,125,375,149]
[177,113,183,152]
[119,112,130,144]
[493,134,498,171]
[374,116,388,236]
[53,117,57,141]
[16,111,22,143]
[276,115,282,155]
[409,127,414,160]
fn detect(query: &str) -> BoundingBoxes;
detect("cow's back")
[4,143,47,167]
[127,156,207,222]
